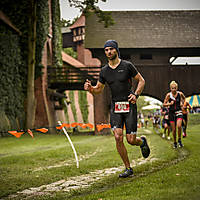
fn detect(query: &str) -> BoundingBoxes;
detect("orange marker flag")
[56,124,65,130]
[96,124,103,132]
[77,123,82,127]
[71,122,78,127]
[96,124,111,132]
[103,124,108,128]
[36,128,48,133]
[86,123,94,129]
[81,124,87,129]
[8,131,24,138]
[27,129,34,138]
[78,123,84,128]
[63,123,70,128]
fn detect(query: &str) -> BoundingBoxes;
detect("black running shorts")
[182,113,188,122]
[162,119,170,126]
[169,110,183,123]
[110,102,137,134]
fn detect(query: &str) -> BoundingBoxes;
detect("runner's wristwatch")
[130,91,139,99]
[134,93,139,99]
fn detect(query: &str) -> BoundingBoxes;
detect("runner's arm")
[84,79,105,95]
[163,93,173,107]
[128,72,145,103]
[133,72,145,96]
[187,102,192,110]
[180,92,186,106]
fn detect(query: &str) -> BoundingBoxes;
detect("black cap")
[104,40,120,58]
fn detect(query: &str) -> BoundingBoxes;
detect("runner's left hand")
[128,94,137,104]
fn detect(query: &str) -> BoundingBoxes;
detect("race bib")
[175,110,182,117]
[164,115,169,120]
[114,101,130,113]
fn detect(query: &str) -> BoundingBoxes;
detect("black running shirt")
[169,92,182,112]
[99,60,138,102]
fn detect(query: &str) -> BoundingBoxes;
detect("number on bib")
[114,102,130,113]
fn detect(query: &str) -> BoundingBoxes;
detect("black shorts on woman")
[99,60,138,134]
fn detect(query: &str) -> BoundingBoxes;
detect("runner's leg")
[170,122,176,143]
[125,103,150,157]
[167,126,170,138]
[125,103,142,146]
[114,128,130,168]
[184,119,188,135]
[177,119,183,140]
[126,134,143,146]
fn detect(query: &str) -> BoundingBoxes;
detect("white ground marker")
[58,121,79,168]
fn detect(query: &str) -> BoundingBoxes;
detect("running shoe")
[167,136,171,140]
[162,134,165,138]
[140,136,150,158]
[183,132,187,138]
[173,142,177,149]
[119,167,133,178]
[178,139,184,147]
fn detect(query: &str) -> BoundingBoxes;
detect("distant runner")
[161,106,171,140]
[163,81,185,148]
[182,101,192,138]
[84,40,150,178]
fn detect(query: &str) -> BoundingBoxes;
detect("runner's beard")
[107,53,117,60]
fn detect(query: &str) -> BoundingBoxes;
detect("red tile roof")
[70,15,85,29]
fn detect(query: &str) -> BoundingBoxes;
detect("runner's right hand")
[84,79,92,91]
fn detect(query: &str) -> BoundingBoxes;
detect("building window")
[73,29,76,36]
[78,28,81,35]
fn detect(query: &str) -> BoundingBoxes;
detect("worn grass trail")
[66,116,200,200]
[0,114,199,200]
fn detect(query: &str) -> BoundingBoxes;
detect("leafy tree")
[27,0,37,129]
[63,48,77,58]
[137,96,149,112]
[60,18,72,27]
[60,16,80,27]
[28,0,112,129]
[68,0,114,27]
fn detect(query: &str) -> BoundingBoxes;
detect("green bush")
[69,91,77,122]
[0,0,59,133]
[78,91,89,123]
[0,26,25,132]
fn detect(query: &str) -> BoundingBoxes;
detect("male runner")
[84,40,150,178]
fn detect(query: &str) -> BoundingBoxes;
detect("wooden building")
[84,10,200,131]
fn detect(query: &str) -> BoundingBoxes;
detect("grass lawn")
[0,114,200,200]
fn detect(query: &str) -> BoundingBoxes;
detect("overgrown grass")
[0,114,200,199]
[188,113,200,126]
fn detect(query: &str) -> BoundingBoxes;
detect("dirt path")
[7,157,157,200]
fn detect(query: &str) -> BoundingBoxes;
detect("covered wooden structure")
[85,10,200,100]
[84,10,200,129]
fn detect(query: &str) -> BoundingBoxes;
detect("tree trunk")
[26,0,37,129]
